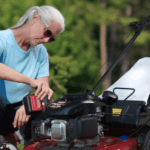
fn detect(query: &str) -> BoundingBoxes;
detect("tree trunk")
[100,0,111,92]
[121,5,132,76]
[109,23,116,83]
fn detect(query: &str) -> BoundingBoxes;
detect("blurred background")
[1,0,150,98]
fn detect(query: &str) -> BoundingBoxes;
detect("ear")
[33,13,40,19]
[31,13,40,24]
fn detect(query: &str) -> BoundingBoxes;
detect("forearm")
[0,63,32,85]
[36,76,49,83]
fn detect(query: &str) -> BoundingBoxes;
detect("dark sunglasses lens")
[44,30,52,37]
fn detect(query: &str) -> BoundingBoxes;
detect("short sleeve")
[0,36,5,58]
[36,45,50,78]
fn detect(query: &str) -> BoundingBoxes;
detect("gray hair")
[10,5,65,32]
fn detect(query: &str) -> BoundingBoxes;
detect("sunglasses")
[44,29,55,43]
[43,20,56,43]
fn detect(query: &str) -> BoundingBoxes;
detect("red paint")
[24,136,137,150]
[92,136,137,150]
[24,139,56,150]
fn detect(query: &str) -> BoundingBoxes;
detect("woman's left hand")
[12,105,31,129]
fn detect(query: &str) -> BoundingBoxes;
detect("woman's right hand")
[29,78,53,102]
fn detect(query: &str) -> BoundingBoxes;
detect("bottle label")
[30,95,43,111]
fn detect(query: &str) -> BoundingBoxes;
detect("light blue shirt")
[0,29,49,104]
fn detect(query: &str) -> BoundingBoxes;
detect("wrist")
[29,78,38,88]
[25,77,34,85]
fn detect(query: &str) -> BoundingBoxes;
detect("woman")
[0,5,65,135]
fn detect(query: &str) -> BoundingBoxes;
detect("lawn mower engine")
[27,90,117,149]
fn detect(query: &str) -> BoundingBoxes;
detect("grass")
[17,144,25,150]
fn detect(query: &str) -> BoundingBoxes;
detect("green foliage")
[48,54,78,97]
[43,0,103,96]
[17,143,24,150]
[120,17,139,27]
[1,0,150,98]
[133,31,150,45]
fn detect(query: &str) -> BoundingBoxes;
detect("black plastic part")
[41,96,49,105]
[102,105,112,124]
[111,100,145,125]
[0,94,6,122]
[23,95,32,115]
[141,130,150,150]
[31,120,43,141]
[102,91,118,105]
[130,21,142,31]
[23,95,42,115]
[44,93,101,118]
[68,117,97,140]
[143,95,150,112]
[113,87,135,101]
[130,21,142,27]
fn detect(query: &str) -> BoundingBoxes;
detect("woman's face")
[29,15,62,46]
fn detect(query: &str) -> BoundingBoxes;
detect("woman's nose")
[43,37,50,43]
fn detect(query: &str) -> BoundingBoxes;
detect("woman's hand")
[12,105,31,129]
[29,77,54,101]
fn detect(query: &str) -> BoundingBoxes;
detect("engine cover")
[51,120,67,141]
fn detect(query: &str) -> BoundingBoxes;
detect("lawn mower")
[22,15,150,150]
[2,15,150,150]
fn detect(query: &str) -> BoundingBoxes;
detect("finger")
[40,92,47,101]
[35,83,43,97]
[17,112,23,129]
[21,112,27,127]
[13,111,19,128]
[40,84,49,100]
[22,115,30,127]
[40,86,49,100]
[37,84,46,100]
[25,115,31,124]
[18,119,22,129]
[48,89,54,100]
